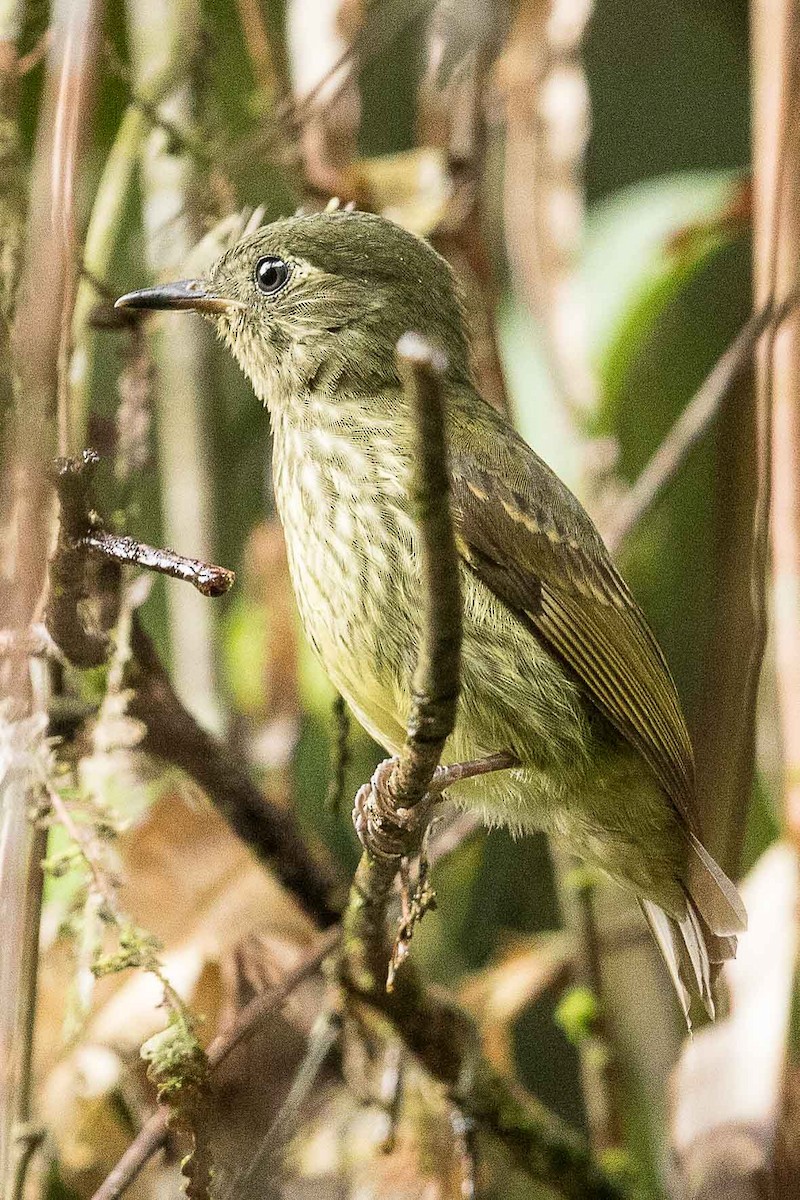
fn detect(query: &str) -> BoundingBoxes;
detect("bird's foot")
[353,756,442,861]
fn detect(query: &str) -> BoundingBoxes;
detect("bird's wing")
[447,406,698,830]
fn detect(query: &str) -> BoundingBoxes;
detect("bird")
[116,207,747,1026]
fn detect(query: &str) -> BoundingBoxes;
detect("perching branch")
[88,778,519,1200]
[87,337,610,1200]
[346,333,461,981]
[340,334,622,1200]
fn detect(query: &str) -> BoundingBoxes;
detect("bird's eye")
[254,256,290,295]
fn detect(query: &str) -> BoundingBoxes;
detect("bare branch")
[45,449,233,671]
[82,530,234,597]
[42,450,340,924]
[391,332,462,805]
[428,750,518,794]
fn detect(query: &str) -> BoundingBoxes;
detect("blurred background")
[3,0,797,1197]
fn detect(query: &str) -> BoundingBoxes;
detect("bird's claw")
[352,756,433,860]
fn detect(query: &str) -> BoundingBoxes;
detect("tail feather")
[640,837,744,1029]
[640,897,724,1028]
[679,895,714,1017]
[640,899,694,1026]
[704,930,738,964]
[686,833,748,935]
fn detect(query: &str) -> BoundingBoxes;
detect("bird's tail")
[639,833,747,1029]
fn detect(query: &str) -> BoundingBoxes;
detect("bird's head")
[116,209,470,413]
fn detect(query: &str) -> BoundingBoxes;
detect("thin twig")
[426,810,483,868]
[606,288,800,551]
[46,450,233,662]
[428,751,518,794]
[16,30,51,75]
[44,783,123,915]
[103,39,213,168]
[89,1111,171,1200]
[82,530,234,597]
[240,1009,342,1184]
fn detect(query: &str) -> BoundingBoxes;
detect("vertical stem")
[0,0,25,440]
[1,1,102,1192]
[751,0,800,847]
[0,9,38,1187]
[126,0,223,732]
[70,105,149,446]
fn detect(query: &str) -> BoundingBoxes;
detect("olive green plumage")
[116,209,747,1026]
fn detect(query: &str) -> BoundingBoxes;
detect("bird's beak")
[114,279,245,315]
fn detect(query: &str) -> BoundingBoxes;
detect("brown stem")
[753,7,800,851]
[428,751,519,794]
[673,4,800,1194]
[391,333,462,806]
[0,3,101,1193]
[82,530,234,596]
[45,450,120,667]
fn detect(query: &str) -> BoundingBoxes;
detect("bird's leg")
[352,756,445,861]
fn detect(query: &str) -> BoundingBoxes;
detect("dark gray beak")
[114,279,244,315]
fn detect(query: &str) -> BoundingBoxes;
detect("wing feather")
[448,433,698,830]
